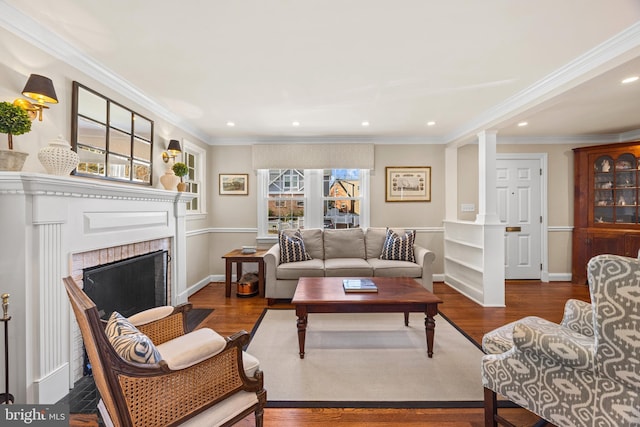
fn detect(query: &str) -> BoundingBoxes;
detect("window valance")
[251,144,374,170]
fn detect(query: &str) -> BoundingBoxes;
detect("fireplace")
[0,173,194,404]
[82,250,168,319]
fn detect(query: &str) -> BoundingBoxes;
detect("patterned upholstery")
[379,228,416,262]
[279,230,311,263]
[481,254,640,427]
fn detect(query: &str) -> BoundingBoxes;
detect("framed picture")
[219,173,249,195]
[385,166,431,202]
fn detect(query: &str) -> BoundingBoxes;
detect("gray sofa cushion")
[365,227,409,259]
[367,258,422,277]
[324,228,366,259]
[324,258,373,277]
[276,259,325,280]
[282,228,324,260]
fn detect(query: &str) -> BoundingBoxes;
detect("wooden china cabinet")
[572,141,640,284]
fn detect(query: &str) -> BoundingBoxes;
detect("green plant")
[172,162,189,181]
[0,102,32,150]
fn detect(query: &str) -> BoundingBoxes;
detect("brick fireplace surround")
[0,172,193,405]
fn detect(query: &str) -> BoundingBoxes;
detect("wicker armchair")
[481,254,640,427]
[63,276,266,427]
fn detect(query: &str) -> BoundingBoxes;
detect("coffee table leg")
[295,307,308,359]
[425,312,436,358]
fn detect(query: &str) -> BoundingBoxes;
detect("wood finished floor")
[188,280,591,427]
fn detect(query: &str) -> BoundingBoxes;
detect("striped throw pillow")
[106,311,161,364]
[380,228,416,262]
[279,230,312,264]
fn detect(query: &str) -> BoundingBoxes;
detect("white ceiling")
[3,0,640,145]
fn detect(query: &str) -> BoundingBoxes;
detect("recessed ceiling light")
[361,121,370,127]
[518,121,528,127]
[622,76,639,84]
[226,121,235,127]
[292,121,300,127]
[427,121,436,126]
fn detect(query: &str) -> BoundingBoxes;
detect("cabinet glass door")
[594,153,640,224]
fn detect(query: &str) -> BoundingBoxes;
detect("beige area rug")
[246,309,486,408]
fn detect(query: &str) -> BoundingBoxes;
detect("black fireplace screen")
[82,250,168,320]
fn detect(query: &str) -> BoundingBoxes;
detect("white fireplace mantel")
[0,172,194,404]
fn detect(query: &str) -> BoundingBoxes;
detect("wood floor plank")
[190,280,590,426]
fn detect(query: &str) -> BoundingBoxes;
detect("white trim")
[182,139,207,215]
[0,2,209,143]
[445,22,640,146]
[549,225,574,232]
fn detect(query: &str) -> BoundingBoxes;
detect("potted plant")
[172,161,189,191]
[0,101,32,171]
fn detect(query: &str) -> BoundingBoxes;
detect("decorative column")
[476,130,500,224]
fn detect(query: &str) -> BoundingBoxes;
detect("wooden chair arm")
[111,330,264,426]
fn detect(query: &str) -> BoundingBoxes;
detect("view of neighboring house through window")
[268,169,305,233]
[182,140,206,214]
[259,168,368,237]
[323,169,361,229]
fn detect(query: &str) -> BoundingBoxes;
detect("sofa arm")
[264,244,280,294]
[560,299,594,337]
[512,318,594,369]
[414,244,436,292]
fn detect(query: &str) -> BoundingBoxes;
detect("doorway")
[497,154,547,280]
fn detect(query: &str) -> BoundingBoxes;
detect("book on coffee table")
[342,279,378,293]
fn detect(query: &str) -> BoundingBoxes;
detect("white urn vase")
[38,135,79,176]
[160,168,180,190]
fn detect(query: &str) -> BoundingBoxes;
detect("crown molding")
[0,2,210,143]
[209,134,444,146]
[444,21,640,147]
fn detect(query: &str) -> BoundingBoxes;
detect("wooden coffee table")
[291,277,443,359]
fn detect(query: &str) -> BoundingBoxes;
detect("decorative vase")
[0,149,29,171]
[160,169,180,190]
[38,135,79,176]
[177,182,187,192]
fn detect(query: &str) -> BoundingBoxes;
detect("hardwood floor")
[190,280,590,427]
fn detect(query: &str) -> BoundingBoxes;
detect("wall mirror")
[71,81,154,185]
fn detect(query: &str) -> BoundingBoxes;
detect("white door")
[497,158,542,279]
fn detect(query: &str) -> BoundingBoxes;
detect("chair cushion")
[106,312,162,364]
[127,306,174,327]
[156,328,227,370]
[380,228,416,262]
[279,230,311,263]
[242,351,260,378]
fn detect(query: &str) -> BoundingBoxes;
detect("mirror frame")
[71,81,154,185]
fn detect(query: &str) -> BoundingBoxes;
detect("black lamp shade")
[167,139,182,153]
[22,74,58,104]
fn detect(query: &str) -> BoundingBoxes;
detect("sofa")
[263,227,435,301]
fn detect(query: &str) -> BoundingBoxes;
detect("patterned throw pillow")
[106,311,161,364]
[380,228,416,262]
[279,230,312,264]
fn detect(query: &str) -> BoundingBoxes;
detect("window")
[257,168,369,239]
[181,140,206,215]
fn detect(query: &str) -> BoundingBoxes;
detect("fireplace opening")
[82,250,169,320]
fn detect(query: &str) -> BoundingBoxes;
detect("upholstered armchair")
[63,276,266,427]
[481,254,640,427]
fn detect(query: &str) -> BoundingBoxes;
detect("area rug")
[246,309,485,408]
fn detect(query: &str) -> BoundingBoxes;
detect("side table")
[222,249,268,298]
